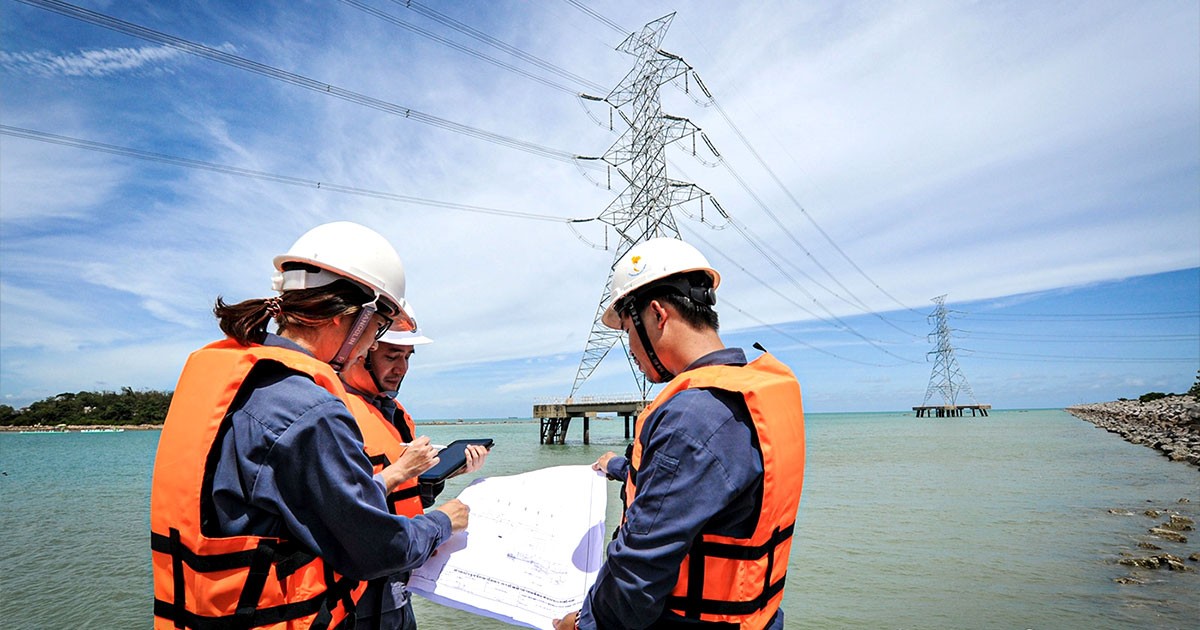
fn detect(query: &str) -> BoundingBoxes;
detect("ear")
[649,299,669,328]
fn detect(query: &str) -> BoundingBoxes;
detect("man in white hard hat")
[340,324,488,630]
[555,237,806,630]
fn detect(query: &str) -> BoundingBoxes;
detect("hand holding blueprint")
[408,465,607,628]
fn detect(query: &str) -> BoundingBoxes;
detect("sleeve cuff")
[605,456,628,479]
[425,509,453,540]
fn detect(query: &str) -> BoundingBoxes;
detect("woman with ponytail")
[150,222,468,630]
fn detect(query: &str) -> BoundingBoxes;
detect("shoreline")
[1066,395,1200,469]
[0,424,162,432]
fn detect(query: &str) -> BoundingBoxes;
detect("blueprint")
[408,465,608,629]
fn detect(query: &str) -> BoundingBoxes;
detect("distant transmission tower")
[921,295,979,407]
[569,13,716,399]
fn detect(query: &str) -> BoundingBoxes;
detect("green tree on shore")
[1,388,173,427]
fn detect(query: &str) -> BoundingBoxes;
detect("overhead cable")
[951,310,1199,321]
[341,0,584,96]
[18,0,601,170]
[959,349,1197,364]
[0,125,592,224]
[670,158,923,340]
[697,74,920,315]
[720,298,911,367]
[560,0,629,36]
[956,331,1198,343]
[388,0,607,93]
[683,224,922,364]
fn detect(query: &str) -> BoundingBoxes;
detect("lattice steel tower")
[569,13,714,399]
[921,295,979,407]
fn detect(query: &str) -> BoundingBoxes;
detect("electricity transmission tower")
[921,295,979,407]
[569,13,715,399]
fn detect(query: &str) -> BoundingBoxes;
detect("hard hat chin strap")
[363,348,390,396]
[330,306,378,373]
[627,302,674,382]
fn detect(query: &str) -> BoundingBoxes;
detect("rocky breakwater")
[1066,395,1200,468]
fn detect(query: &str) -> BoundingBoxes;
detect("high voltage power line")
[23,0,918,336]
[953,311,1199,321]
[385,0,607,93]
[719,298,912,368]
[0,125,593,224]
[16,0,602,170]
[561,0,630,36]
[561,0,918,317]
[960,350,1196,364]
[20,0,1181,375]
[682,224,923,364]
[339,0,588,96]
[956,331,1199,343]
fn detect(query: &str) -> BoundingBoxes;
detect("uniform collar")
[681,347,747,373]
[263,332,314,356]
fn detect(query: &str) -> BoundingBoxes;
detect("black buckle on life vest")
[670,523,795,618]
[152,529,345,629]
[312,564,359,630]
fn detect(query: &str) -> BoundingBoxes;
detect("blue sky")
[1,0,1197,416]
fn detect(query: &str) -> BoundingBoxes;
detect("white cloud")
[0,0,1196,410]
[0,45,185,77]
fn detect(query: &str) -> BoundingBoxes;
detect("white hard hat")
[379,328,433,346]
[601,237,720,329]
[271,221,415,330]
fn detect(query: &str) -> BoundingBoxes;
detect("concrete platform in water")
[912,404,991,417]
[533,397,646,444]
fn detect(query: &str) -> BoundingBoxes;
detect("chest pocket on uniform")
[627,452,679,535]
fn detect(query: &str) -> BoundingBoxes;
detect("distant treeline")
[1118,372,1200,403]
[0,388,173,427]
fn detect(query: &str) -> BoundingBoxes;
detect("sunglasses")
[364,295,415,340]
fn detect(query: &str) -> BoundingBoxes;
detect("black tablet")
[417,438,494,485]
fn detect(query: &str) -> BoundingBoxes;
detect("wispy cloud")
[0,45,186,77]
[0,0,1195,412]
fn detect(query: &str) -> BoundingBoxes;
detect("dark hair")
[633,271,719,331]
[214,279,373,345]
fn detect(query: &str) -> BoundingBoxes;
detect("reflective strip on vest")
[150,338,367,629]
[624,353,805,628]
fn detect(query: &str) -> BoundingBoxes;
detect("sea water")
[0,410,1196,629]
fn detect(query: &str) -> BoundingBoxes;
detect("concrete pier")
[912,404,991,418]
[533,396,646,444]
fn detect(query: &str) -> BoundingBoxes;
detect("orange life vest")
[625,353,805,629]
[341,394,423,518]
[150,338,367,630]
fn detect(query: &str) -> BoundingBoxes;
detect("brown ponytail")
[214,279,374,345]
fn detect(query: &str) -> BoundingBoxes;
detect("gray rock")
[1148,527,1189,543]
[1163,514,1195,532]
[1066,396,1200,470]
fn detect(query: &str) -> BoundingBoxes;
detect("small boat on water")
[80,428,125,433]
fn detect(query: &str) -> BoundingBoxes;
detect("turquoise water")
[1,410,1196,629]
